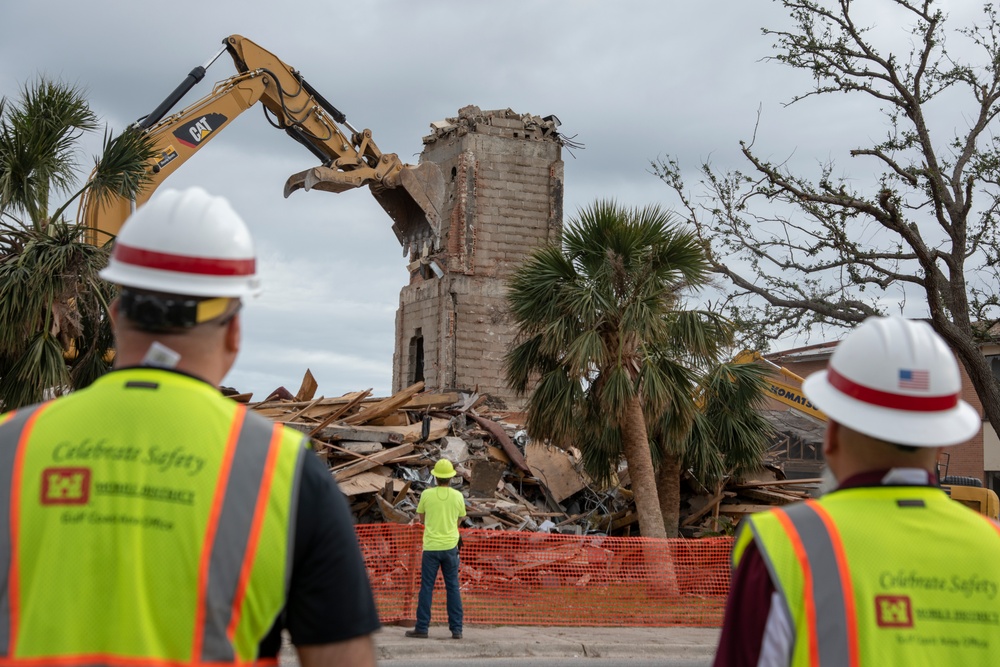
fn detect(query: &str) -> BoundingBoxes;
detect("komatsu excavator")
[735,350,1000,520]
[79,34,443,253]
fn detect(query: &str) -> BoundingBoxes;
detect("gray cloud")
[2,0,905,398]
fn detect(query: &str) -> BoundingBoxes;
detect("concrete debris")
[423,105,567,146]
[240,370,819,537]
[438,436,470,466]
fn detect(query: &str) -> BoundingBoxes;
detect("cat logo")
[41,468,91,505]
[875,595,913,628]
[172,112,227,148]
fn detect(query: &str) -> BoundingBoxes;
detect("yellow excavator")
[733,350,825,423]
[79,34,443,255]
[736,350,1000,520]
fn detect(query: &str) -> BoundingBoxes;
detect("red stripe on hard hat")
[827,368,958,412]
[113,243,255,276]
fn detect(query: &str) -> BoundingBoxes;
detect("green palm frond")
[597,363,636,419]
[643,356,699,440]
[0,77,154,411]
[0,79,98,228]
[55,125,158,225]
[505,334,544,394]
[507,197,775,504]
[577,398,623,486]
[697,361,774,480]
[70,275,116,390]
[563,329,605,380]
[678,411,727,490]
[525,369,581,447]
[0,331,69,407]
[507,198,720,458]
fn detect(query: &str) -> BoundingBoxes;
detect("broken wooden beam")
[718,503,778,515]
[361,417,451,444]
[289,423,403,444]
[398,392,461,410]
[342,382,424,426]
[333,444,415,482]
[375,493,410,524]
[681,489,726,528]
[734,477,822,488]
[338,471,406,497]
[295,369,318,402]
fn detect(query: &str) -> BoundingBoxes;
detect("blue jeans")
[415,547,462,634]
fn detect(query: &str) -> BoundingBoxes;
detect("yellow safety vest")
[0,368,308,664]
[734,486,1000,666]
[417,486,465,551]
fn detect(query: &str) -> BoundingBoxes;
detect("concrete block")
[438,436,470,465]
[490,117,526,130]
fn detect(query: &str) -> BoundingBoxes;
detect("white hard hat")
[100,187,262,298]
[802,316,980,447]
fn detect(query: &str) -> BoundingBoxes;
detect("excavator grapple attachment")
[284,166,366,196]
[285,162,444,249]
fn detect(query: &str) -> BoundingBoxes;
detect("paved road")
[280,624,721,664]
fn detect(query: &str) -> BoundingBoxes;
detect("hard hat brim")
[802,370,981,447]
[100,263,262,299]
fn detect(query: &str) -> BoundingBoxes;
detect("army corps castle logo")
[41,468,91,505]
[875,595,914,628]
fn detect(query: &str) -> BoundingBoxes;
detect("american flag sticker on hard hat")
[898,369,930,391]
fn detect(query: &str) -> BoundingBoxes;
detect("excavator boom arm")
[82,71,269,242]
[80,34,441,250]
[222,35,382,170]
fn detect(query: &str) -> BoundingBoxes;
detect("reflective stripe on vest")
[0,402,303,662]
[199,407,293,662]
[768,501,859,667]
[0,404,45,654]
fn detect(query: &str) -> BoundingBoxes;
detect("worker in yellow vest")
[406,458,467,639]
[0,187,379,666]
[714,316,1000,666]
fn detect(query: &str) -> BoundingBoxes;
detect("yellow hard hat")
[432,458,456,479]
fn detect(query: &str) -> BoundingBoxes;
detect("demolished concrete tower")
[392,106,566,407]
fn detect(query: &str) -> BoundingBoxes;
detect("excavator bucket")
[284,162,444,248]
[372,162,445,245]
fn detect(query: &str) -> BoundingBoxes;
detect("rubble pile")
[237,371,819,538]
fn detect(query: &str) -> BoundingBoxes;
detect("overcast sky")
[1,1,979,400]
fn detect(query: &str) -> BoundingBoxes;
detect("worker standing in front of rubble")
[713,316,1000,666]
[0,187,380,666]
[406,458,467,639]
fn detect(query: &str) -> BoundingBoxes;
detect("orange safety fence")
[355,524,734,628]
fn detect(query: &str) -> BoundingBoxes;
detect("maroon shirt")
[712,469,936,666]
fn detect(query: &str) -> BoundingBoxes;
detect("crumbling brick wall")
[393,107,565,408]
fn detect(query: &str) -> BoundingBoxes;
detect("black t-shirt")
[257,448,381,656]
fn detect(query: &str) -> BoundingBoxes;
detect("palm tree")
[0,78,156,410]
[655,358,774,536]
[505,200,721,539]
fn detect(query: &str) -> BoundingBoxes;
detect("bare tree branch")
[655,0,1000,435]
